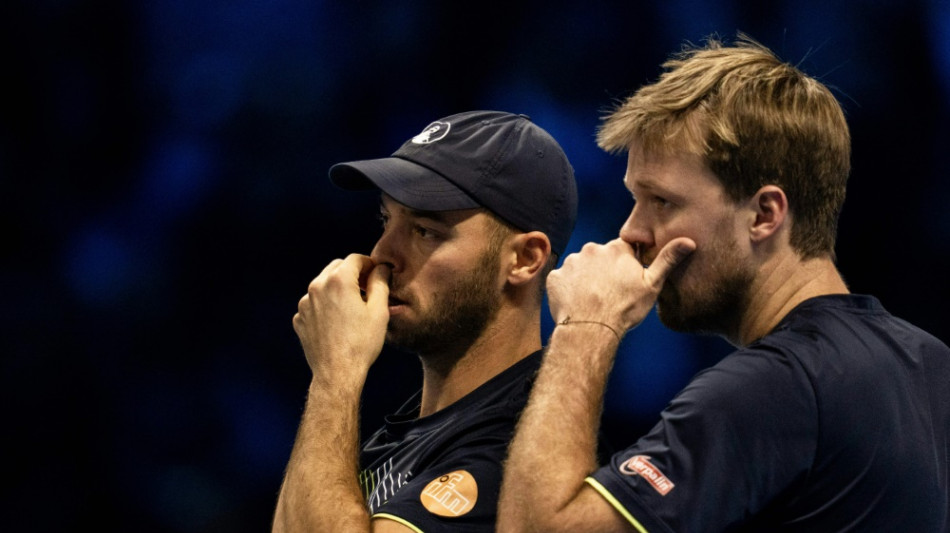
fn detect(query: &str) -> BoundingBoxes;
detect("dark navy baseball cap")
[328,110,578,256]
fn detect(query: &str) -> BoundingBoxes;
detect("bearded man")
[498,36,950,532]
[272,110,577,532]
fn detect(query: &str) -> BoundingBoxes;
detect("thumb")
[364,263,391,310]
[645,237,696,288]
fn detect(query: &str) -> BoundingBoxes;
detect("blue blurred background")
[3,0,949,530]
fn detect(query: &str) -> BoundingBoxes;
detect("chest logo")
[619,455,675,496]
[419,469,478,517]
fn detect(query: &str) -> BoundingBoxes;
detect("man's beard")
[656,236,754,337]
[385,246,502,359]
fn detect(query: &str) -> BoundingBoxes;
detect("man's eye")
[377,213,390,228]
[414,225,434,238]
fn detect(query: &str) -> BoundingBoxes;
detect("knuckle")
[322,258,342,274]
[322,272,346,292]
[308,275,323,291]
[308,274,332,296]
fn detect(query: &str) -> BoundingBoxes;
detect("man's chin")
[383,332,418,353]
[386,312,416,332]
[656,288,680,324]
[656,289,700,334]
[655,304,687,333]
[384,322,411,344]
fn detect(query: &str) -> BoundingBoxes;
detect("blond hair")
[598,35,851,259]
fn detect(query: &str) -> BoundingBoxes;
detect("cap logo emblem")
[419,469,478,517]
[411,121,451,144]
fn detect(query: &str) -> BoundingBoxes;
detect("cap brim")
[329,157,479,211]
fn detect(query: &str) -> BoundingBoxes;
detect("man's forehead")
[379,193,482,224]
[622,169,670,194]
[623,149,715,191]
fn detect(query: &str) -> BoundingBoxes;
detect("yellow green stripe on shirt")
[372,513,424,533]
[584,476,649,533]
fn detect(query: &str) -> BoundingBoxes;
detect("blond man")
[499,36,949,532]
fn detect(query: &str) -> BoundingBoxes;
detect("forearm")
[273,377,370,533]
[498,323,620,532]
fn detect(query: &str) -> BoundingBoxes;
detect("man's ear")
[749,185,789,243]
[506,231,551,286]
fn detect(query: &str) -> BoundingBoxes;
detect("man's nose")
[618,207,654,264]
[370,227,399,273]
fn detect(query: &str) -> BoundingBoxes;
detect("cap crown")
[394,111,577,256]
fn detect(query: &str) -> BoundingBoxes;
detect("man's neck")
[416,306,541,417]
[736,253,850,347]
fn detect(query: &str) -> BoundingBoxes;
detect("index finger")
[364,263,391,309]
[338,254,376,288]
[604,238,638,257]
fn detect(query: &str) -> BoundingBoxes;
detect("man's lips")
[387,295,409,314]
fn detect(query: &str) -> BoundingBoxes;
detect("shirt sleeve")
[589,346,819,532]
[370,438,509,532]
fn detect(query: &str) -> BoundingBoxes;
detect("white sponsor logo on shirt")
[619,455,675,496]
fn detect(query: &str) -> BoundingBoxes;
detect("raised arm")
[272,254,410,533]
[498,238,694,532]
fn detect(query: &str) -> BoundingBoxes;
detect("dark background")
[3,1,949,531]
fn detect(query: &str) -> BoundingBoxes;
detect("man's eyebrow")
[627,176,671,195]
[379,201,454,224]
[405,208,454,224]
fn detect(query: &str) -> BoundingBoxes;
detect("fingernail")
[676,241,696,256]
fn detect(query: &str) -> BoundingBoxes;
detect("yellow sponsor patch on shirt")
[419,470,478,517]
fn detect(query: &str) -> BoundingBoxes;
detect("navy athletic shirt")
[588,294,950,532]
[359,350,541,532]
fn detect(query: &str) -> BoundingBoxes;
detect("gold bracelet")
[557,316,624,343]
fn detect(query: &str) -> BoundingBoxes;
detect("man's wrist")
[549,319,624,358]
[556,316,624,342]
